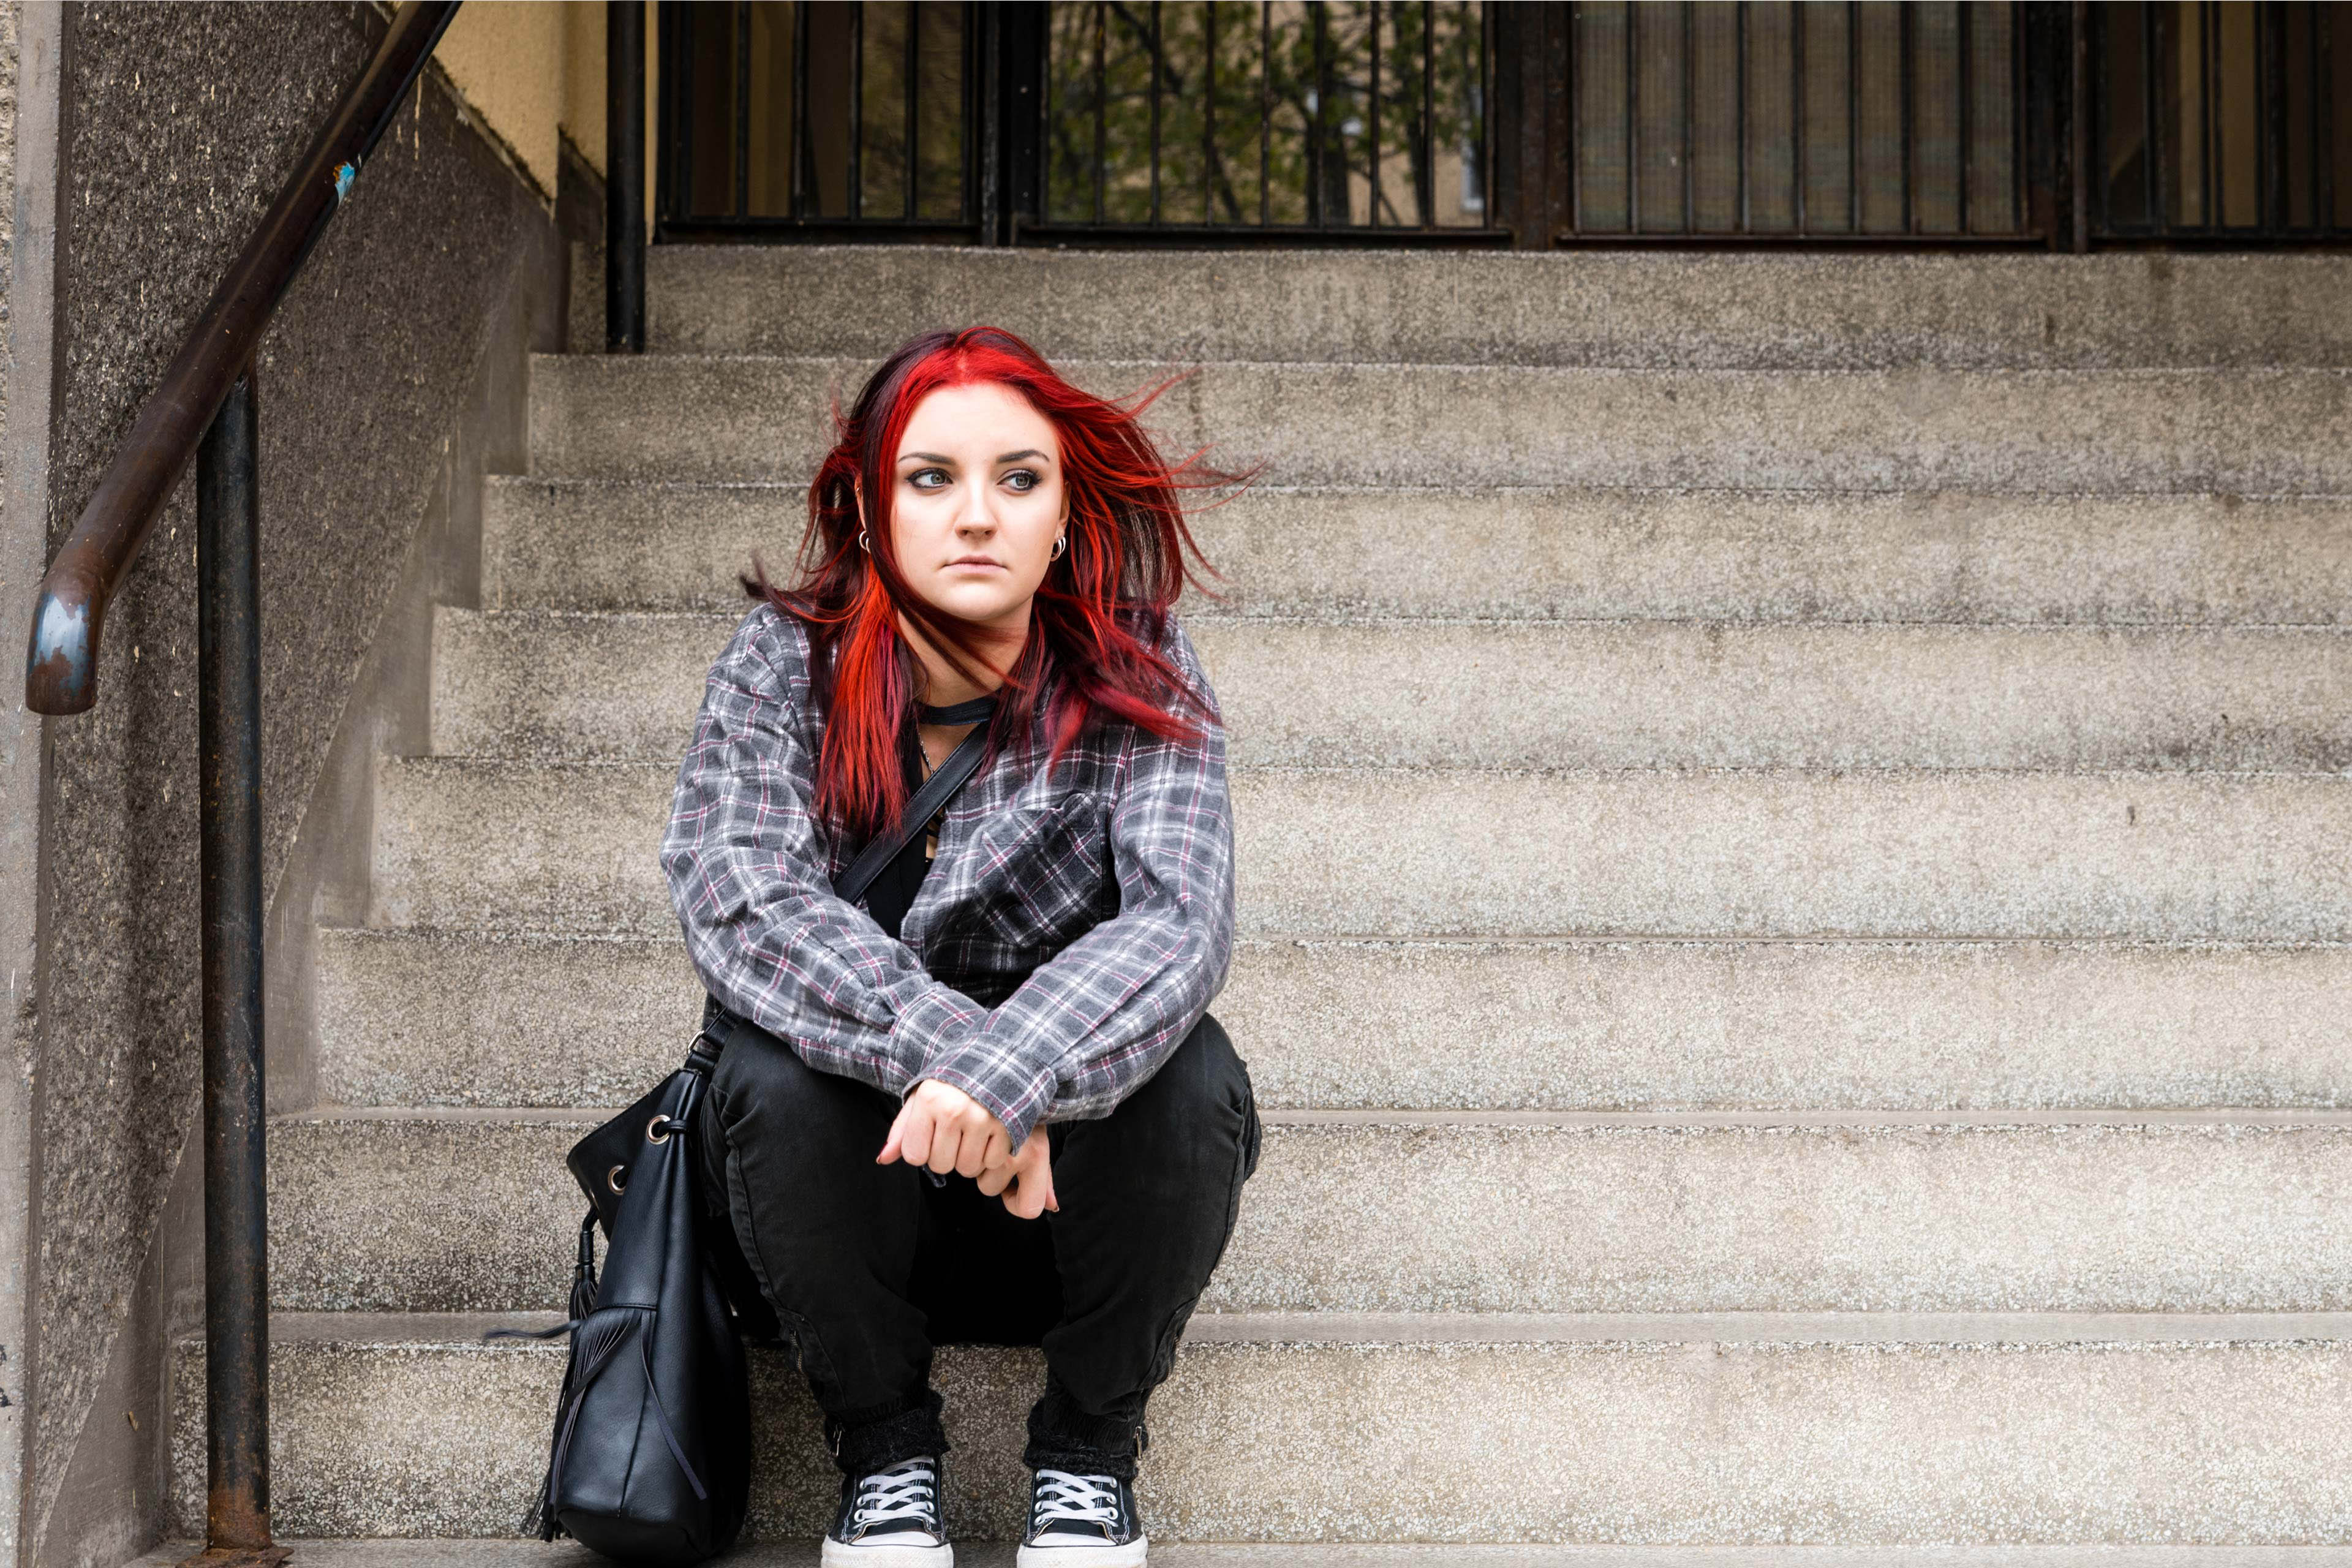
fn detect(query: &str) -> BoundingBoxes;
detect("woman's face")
[884,380,1066,633]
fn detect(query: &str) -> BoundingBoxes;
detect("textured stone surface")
[316,930,2352,1114]
[121,1544,2352,1568]
[170,1316,2352,1542]
[267,1111,2352,1315]
[30,4,559,1558]
[432,607,2352,771]
[369,758,2352,942]
[140,1548,2352,1568]
[482,480,2352,624]
[528,355,2352,493]
[641,245,2352,370]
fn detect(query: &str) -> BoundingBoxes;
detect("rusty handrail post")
[21,0,460,717]
[190,372,277,1567]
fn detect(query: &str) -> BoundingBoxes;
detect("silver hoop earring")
[1050,533,1067,560]
[857,530,870,552]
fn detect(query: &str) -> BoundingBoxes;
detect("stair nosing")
[236,1307,2352,1349]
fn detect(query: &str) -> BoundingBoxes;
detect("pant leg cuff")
[827,1387,950,1477]
[1022,1384,1144,1482]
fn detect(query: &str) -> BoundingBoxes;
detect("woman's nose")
[956,480,997,533]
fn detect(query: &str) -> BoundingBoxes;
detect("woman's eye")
[1002,470,1038,493]
[907,468,949,490]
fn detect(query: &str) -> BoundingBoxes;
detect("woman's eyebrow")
[997,448,1049,464]
[898,451,954,464]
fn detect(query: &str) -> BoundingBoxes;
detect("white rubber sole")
[820,1537,953,1568]
[1016,1536,1148,1568]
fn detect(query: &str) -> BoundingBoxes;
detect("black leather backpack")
[496,714,994,1564]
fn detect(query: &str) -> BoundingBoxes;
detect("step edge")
[220,1308,2352,1351]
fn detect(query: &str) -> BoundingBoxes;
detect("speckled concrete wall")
[24,4,561,1562]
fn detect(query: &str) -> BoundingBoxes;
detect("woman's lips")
[945,557,1006,570]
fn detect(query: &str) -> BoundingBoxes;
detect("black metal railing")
[2090,0,2352,240]
[660,0,978,239]
[1499,1,2039,244]
[20,4,462,1561]
[655,0,1500,244]
[1035,0,1494,237]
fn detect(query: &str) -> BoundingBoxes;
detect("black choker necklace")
[917,696,996,726]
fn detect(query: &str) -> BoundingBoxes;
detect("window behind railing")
[657,0,1496,242]
[2092,1,2352,239]
[655,0,2352,249]
[1039,1,1492,233]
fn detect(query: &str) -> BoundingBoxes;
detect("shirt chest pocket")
[959,791,1114,954]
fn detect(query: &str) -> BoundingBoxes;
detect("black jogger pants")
[696,1008,1260,1481]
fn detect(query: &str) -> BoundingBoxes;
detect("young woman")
[662,326,1257,1568]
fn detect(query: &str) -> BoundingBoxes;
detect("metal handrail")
[22,0,461,717]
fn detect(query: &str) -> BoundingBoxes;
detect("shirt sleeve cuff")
[916,1047,1057,1150]
[885,983,987,1096]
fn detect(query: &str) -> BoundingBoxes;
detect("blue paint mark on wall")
[333,160,358,204]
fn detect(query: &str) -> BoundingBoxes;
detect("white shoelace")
[1031,1469,1123,1532]
[850,1457,940,1534]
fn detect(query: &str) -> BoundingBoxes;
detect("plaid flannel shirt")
[660,601,1235,1149]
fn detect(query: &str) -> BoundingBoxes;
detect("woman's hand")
[878,1079,1012,1177]
[977,1131,1057,1219]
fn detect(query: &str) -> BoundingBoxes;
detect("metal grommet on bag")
[606,1163,628,1194]
[647,1114,683,1144]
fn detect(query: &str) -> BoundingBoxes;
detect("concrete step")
[130,1544,2352,1568]
[369,759,2352,942]
[170,1311,2352,1541]
[315,929,2352,1114]
[526,356,2352,492]
[432,607,2352,771]
[481,479,2352,622]
[269,1108,2352,1316]
[639,245,2352,369]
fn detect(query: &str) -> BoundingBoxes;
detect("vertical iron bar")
[1736,0,1749,232]
[1845,0,1858,230]
[1569,1,1584,233]
[653,0,674,232]
[1627,0,1640,230]
[1150,0,1163,223]
[2321,2,2337,228]
[2146,1,2162,231]
[973,1,993,235]
[793,0,812,217]
[906,0,921,220]
[1959,0,1972,232]
[1900,0,1914,231]
[1313,1,1333,225]
[1260,2,1272,226]
[2202,0,2215,228]
[196,369,273,1560]
[1205,1,1218,219]
[1420,0,1434,224]
[1093,0,1107,222]
[734,1,752,217]
[1795,0,1808,231]
[1681,1,1694,229]
[1370,0,1383,225]
[2072,0,2092,248]
[606,0,646,353]
[2262,0,2286,230]
[2010,0,2024,230]
[851,1,866,219]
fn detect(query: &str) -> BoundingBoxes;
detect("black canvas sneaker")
[1016,1468,1147,1567]
[822,1455,953,1567]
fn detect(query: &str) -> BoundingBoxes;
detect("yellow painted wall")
[432,0,656,215]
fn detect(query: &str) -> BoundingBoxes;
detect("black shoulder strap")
[834,720,992,908]
[698,703,993,1066]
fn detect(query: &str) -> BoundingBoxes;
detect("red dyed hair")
[745,326,1242,844]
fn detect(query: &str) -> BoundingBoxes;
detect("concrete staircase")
[173,249,2352,1550]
